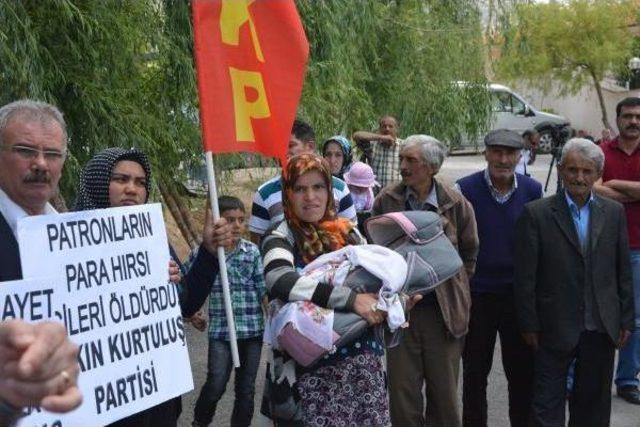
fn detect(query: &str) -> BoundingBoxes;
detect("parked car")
[489,83,570,153]
[451,82,570,152]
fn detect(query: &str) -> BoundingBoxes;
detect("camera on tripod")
[535,121,573,153]
[536,121,574,193]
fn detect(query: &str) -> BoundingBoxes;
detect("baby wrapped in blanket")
[264,244,408,366]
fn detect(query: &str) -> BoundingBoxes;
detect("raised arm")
[352,131,395,146]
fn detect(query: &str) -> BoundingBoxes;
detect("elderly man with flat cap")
[456,129,542,427]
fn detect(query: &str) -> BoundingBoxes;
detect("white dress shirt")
[0,187,56,238]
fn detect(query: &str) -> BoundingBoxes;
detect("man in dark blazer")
[515,138,635,427]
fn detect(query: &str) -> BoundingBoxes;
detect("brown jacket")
[372,179,479,337]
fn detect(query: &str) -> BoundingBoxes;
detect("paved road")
[177,154,640,426]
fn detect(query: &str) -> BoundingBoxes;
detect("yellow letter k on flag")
[220,0,264,63]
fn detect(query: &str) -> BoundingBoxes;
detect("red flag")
[192,0,309,165]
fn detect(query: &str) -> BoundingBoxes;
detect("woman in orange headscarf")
[260,153,390,426]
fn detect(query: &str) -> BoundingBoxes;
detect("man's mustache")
[24,171,51,184]
[625,125,640,131]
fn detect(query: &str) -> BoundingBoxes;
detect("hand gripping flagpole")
[205,151,240,367]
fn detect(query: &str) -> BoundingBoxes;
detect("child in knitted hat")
[343,162,379,234]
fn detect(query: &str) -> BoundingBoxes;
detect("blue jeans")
[192,337,262,427]
[615,250,640,389]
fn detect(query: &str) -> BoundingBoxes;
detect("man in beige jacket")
[372,134,478,427]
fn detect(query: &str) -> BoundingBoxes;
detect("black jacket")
[515,193,635,351]
[0,212,22,282]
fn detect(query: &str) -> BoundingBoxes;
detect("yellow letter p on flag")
[192,0,309,166]
[229,67,270,142]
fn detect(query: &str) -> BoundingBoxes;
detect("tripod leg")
[544,152,556,193]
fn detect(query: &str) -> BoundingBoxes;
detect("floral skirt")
[296,350,390,427]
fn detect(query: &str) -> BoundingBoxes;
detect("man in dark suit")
[515,138,635,426]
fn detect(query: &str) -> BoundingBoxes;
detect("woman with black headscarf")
[75,147,231,427]
[322,135,353,180]
[74,147,153,210]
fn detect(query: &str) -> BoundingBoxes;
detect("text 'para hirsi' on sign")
[64,250,152,292]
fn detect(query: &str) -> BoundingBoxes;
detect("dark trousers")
[462,293,534,427]
[532,331,615,427]
[192,337,262,427]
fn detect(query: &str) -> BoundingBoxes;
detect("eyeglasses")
[1,144,67,163]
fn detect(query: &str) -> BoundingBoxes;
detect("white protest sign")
[8,203,193,426]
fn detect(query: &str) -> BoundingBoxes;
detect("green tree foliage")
[0,0,202,202]
[494,0,637,129]
[482,0,535,35]
[0,0,491,212]
[297,0,491,147]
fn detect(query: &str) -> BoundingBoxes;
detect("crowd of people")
[0,96,639,427]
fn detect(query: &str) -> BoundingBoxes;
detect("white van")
[489,83,569,153]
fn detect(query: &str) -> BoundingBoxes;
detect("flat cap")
[484,129,524,149]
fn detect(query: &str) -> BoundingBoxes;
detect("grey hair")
[0,99,68,145]
[558,138,604,173]
[402,134,448,173]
